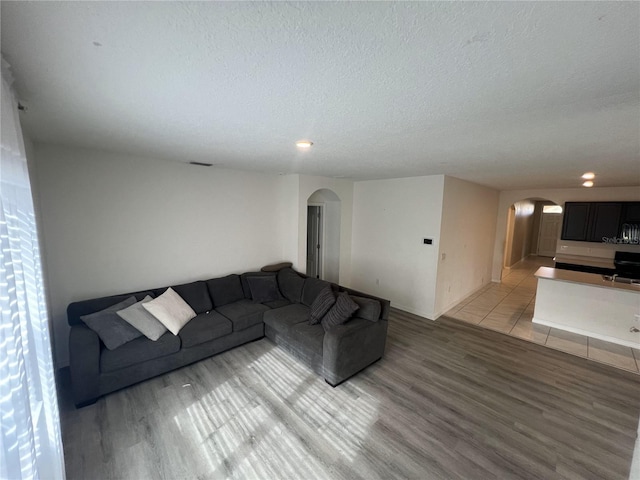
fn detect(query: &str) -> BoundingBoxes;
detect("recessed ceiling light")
[295,140,313,148]
[581,172,595,180]
[582,180,594,187]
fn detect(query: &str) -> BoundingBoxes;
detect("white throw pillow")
[142,287,196,335]
[116,295,168,341]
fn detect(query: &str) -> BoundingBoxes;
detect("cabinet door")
[561,203,591,241]
[622,202,640,223]
[588,203,622,242]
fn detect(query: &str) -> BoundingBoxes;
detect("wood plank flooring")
[58,308,640,480]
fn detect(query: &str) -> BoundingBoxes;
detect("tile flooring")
[446,256,640,374]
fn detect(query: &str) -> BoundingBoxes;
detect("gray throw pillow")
[80,296,142,350]
[321,292,359,331]
[351,295,381,322]
[246,275,283,303]
[309,286,336,325]
[116,295,168,341]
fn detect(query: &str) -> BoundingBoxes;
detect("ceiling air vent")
[189,161,214,167]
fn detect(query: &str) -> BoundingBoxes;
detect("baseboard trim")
[533,317,640,349]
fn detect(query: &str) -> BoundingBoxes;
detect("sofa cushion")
[321,292,359,331]
[169,281,212,314]
[301,278,332,307]
[277,268,305,303]
[240,272,274,299]
[309,286,336,325]
[80,296,142,350]
[206,274,245,307]
[351,295,382,322]
[215,299,269,332]
[263,299,291,309]
[142,287,197,335]
[245,274,284,303]
[116,295,168,341]
[100,332,180,373]
[263,303,310,334]
[178,311,232,348]
[261,261,293,272]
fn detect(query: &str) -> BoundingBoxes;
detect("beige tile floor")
[446,256,640,374]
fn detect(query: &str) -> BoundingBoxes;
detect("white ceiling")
[1,1,639,190]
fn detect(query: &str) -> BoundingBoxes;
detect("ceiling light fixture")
[581,172,595,180]
[582,180,594,187]
[295,140,313,148]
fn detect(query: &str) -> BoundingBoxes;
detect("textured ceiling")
[1,1,639,190]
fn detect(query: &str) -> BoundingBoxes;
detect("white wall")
[34,144,287,367]
[492,187,640,280]
[506,200,536,267]
[434,176,499,316]
[351,175,445,319]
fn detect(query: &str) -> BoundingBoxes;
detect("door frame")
[307,203,324,279]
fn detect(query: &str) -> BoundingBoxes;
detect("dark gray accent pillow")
[277,268,305,303]
[206,274,244,307]
[321,292,359,331]
[309,286,336,325]
[80,296,142,350]
[246,275,284,303]
[351,295,382,322]
[261,261,293,272]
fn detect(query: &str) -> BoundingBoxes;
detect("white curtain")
[0,60,65,479]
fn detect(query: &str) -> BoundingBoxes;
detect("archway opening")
[503,198,561,272]
[306,189,341,283]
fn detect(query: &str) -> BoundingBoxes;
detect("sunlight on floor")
[171,344,380,478]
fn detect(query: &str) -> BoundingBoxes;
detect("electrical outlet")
[375,278,379,286]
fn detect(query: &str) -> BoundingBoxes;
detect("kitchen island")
[533,267,640,349]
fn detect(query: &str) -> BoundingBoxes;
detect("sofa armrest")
[322,317,388,386]
[69,324,101,407]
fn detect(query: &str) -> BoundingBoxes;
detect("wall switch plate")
[423,238,433,245]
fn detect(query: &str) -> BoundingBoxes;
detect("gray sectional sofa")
[67,267,390,407]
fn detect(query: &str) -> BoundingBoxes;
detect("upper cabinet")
[561,203,591,240]
[561,201,638,243]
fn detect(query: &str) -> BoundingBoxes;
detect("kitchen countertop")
[535,266,640,293]
[553,254,615,270]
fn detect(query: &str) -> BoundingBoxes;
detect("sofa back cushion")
[165,281,212,314]
[277,268,305,303]
[351,295,382,322]
[245,274,283,303]
[301,277,332,307]
[206,274,244,307]
[67,290,156,326]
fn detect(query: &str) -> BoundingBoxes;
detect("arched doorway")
[503,198,561,270]
[306,189,341,283]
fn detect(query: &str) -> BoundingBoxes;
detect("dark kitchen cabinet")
[561,203,591,240]
[621,202,640,224]
[588,203,622,242]
[561,201,639,243]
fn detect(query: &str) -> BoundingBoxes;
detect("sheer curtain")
[1,60,65,479]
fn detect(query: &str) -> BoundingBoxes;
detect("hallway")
[446,256,640,374]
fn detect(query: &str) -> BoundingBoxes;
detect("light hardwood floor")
[59,309,640,480]
[446,256,640,374]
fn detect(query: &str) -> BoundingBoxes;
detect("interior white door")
[537,212,561,257]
